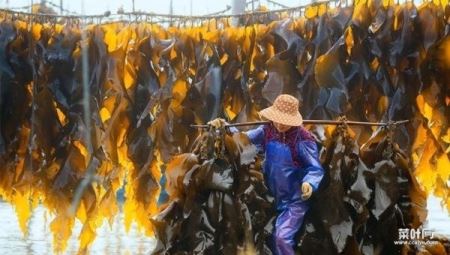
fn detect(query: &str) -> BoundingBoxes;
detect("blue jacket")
[233,125,324,210]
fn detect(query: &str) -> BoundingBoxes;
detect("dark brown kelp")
[151,129,274,254]
[297,124,372,255]
[359,126,429,254]
[296,123,432,255]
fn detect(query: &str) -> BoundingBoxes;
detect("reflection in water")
[425,196,450,238]
[0,202,155,254]
[0,195,448,254]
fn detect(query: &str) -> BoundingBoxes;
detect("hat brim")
[259,106,303,126]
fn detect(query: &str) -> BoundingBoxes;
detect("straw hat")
[259,94,303,126]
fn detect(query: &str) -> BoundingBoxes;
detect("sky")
[0,0,313,16]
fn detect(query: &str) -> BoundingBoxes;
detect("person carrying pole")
[209,94,324,255]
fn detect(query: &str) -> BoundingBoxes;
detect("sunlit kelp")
[0,0,448,253]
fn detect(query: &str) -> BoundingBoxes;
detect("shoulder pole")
[190,119,410,129]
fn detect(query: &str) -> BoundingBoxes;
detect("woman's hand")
[208,118,227,129]
[301,182,313,200]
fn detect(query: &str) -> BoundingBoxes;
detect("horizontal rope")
[0,0,344,23]
[266,0,291,8]
[45,0,80,15]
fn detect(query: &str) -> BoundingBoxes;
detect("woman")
[209,94,324,255]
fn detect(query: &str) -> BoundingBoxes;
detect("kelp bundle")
[151,129,274,254]
[297,124,372,254]
[0,0,448,253]
[296,124,433,254]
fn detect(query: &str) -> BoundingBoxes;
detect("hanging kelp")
[0,0,448,253]
[297,122,436,254]
[151,128,274,254]
[358,126,429,254]
[360,127,428,229]
[297,124,372,254]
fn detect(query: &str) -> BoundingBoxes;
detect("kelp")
[297,124,430,255]
[297,125,372,254]
[359,126,429,254]
[151,129,274,254]
[0,0,448,253]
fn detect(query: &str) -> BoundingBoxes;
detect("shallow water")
[0,196,448,254]
[424,195,450,238]
[0,202,156,255]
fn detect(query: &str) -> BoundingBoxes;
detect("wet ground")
[0,195,448,254]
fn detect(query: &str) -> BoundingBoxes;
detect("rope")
[266,0,290,8]
[45,0,80,15]
[0,0,343,24]
[8,5,33,11]
[206,5,232,16]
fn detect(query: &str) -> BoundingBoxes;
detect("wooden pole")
[169,0,173,26]
[190,119,410,128]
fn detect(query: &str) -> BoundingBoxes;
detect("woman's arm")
[229,125,265,150]
[297,140,324,192]
[208,118,265,149]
